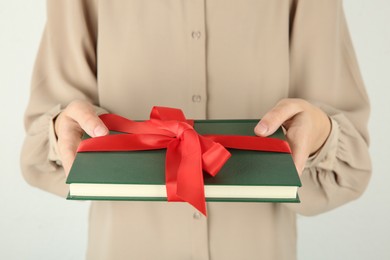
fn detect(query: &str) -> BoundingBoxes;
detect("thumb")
[254,121,271,137]
[254,101,302,137]
[66,101,109,138]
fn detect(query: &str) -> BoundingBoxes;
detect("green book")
[66,120,301,203]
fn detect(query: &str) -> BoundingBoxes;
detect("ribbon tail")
[176,159,207,216]
[176,131,207,216]
[165,140,182,201]
[166,136,207,215]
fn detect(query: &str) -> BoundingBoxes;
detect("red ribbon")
[77,107,291,216]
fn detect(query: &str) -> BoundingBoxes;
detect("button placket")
[187,1,210,258]
[190,209,209,260]
[187,0,208,119]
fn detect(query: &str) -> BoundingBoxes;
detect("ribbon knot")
[151,119,194,139]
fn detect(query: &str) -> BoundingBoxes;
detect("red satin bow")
[77,107,291,216]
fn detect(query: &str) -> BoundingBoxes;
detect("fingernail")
[94,125,108,137]
[255,122,268,136]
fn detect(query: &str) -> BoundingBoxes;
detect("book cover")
[66,120,301,203]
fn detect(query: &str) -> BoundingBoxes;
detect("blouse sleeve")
[285,0,372,216]
[20,0,105,197]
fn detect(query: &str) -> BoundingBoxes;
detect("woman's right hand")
[54,100,109,176]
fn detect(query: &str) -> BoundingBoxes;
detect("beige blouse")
[21,0,371,259]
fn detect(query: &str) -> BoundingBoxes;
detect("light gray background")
[1,1,389,259]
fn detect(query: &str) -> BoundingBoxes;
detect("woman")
[21,0,371,259]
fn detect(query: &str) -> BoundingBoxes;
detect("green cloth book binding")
[66,120,301,203]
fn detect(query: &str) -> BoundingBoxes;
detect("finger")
[66,101,108,137]
[254,99,304,137]
[57,121,83,176]
[285,121,311,175]
[281,109,311,175]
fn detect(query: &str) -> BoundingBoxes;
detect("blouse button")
[193,212,201,220]
[191,31,202,39]
[192,95,202,103]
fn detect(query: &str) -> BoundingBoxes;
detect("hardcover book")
[66,120,301,203]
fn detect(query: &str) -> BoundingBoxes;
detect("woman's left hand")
[254,98,331,175]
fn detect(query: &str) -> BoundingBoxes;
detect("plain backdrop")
[1,1,389,259]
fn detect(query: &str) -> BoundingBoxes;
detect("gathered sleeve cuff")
[20,0,105,197]
[285,0,372,215]
[287,110,371,216]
